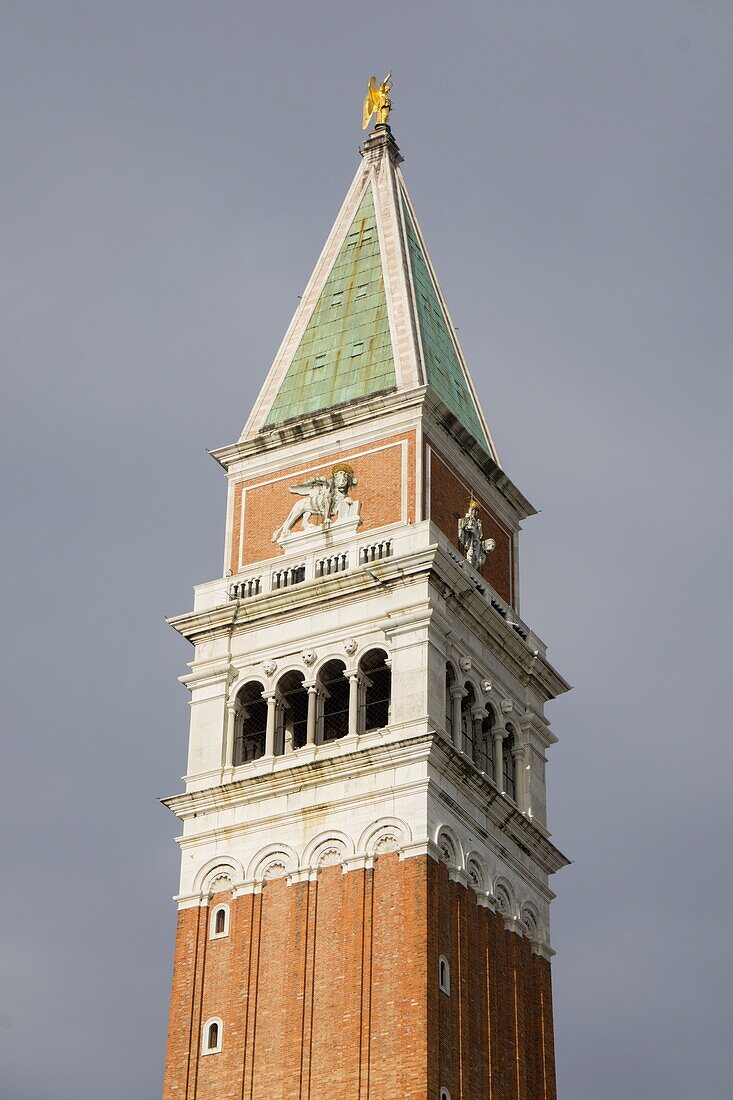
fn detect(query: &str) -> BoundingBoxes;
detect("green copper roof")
[265,185,396,426]
[401,195,488,448]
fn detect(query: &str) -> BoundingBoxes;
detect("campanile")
[162,91,570,1100]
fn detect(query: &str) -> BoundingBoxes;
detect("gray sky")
[1,3,731,1098]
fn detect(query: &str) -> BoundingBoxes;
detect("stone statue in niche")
[458,499,496,570]
[272,462,362,543]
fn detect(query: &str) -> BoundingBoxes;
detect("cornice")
[427,736,569,880]
[167,540,569,702]
[162,730,436,818]
[210,387,429,471]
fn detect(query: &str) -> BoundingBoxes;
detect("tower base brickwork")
[163,855,556,1100]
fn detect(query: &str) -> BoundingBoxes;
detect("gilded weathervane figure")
[362,73,392,129]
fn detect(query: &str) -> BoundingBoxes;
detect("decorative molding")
[262,660,277,676]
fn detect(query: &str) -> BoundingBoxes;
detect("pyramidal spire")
[242,122,499,465]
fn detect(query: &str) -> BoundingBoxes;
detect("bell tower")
[162,111,569,1100]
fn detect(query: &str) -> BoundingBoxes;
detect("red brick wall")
[428,446,514,606]
[162,857,557,1099]
[230,431,416,572]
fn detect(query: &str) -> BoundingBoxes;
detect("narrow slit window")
[313,353,326,369]
[202,1018,223,1055]
[439,955,451,995]
[351,342,364,357]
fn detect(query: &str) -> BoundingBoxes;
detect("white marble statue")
[458,500,496,569]
[272,463,361,543]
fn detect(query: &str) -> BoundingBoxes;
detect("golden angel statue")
[362,73,392,129]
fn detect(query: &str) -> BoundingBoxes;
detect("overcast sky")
[1,3,731,1098]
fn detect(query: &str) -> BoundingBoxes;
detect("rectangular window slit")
[356,284,368,299]
[351,342,364,357]
[313,354,326,369]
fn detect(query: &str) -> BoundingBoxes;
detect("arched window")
[438,955,451,995]
[479,706,496,775]
[202,1017,222,1055]
[210,904,229,939]
[445,664,456,739]
[503,727,516,801]
[320,660,349,742]
[233,682,267,765]
[360,649,391,732]
[440,1089,451,1100]
[461,683,476,759]
[276,670,308,752]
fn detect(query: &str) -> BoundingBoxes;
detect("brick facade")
[162,855,556,1100]
[427,446,514,606]
[230,432,416,573]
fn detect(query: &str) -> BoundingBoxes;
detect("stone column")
[493,729,505,790]
[512,742,527,811]
[471,706,487,769]
[347,673,360,738]
[264,693,278,757]
[306,684,319,746]
[450,685,466,752]
[223,703,237,768]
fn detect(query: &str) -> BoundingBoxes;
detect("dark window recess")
[503,730,516,801]
[276,670,308,751]
[320,660,349,742]
[215,908,226,934]
[445,664,455,739]
[360,649,391,732]
[461,683,476,761]
[207,1023,219,1050]
[233,682,267,765]
[479,710,496,775]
